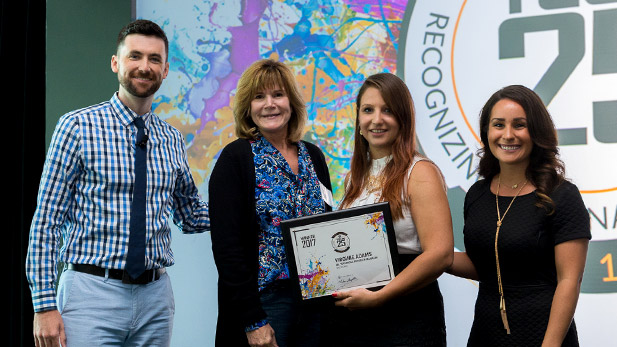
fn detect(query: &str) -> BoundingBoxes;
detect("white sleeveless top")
[347,155,434,255]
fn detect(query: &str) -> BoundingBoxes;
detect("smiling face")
[112,34,169,100]
[487,98,533,169]
[250,86,292,139]
[358,87,401,159]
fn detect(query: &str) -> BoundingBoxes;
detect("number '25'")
[499,1,617,145]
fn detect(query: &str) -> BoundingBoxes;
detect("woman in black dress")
[447,85,591,346]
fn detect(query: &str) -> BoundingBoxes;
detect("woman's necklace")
[366,156,390,194]
[509,180,525,189]
[366,174,383,194]
[495,175,528,335]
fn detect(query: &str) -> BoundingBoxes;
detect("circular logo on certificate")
[331,232,350,253]
[400,1,617,294]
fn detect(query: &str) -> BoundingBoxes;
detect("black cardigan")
[209,138,332,345]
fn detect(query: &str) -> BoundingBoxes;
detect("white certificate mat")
[281,202,399,301]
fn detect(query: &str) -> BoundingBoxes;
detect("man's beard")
[119,71,161,98]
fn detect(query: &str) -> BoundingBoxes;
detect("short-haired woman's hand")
[246,324,278,347]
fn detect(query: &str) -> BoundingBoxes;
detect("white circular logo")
[331,232,351,253]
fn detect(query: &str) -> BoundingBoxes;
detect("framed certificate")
[281,202,399,302]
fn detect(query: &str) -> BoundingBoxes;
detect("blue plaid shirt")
[27,93,210,312]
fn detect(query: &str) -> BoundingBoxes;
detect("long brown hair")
[233,59,307,142]
[478,85,565,212]
[340,73,417,219]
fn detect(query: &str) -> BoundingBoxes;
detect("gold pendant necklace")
[495,175,528,335]
[366,174,383,194]
[509,179,525,189]
[366,156,390,194]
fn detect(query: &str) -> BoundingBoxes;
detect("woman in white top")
[325,73,454,346]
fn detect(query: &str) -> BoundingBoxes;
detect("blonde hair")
[233,59,307,142]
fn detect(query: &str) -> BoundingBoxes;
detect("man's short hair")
[117,19,169,61]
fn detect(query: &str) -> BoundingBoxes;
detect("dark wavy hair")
[117,19,169,61]
[340,73,417,220]
[478,85,565,212]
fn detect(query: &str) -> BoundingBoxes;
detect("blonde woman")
[209,59,333,347]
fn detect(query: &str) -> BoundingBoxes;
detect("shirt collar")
[255,133,302,149]
[255,135,309,178]
[110,92,152,128]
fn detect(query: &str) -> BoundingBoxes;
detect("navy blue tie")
[126,117,147,279]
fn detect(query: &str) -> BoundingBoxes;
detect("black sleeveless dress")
[463,180,590,346]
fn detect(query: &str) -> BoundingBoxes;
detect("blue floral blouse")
[251,135,326,290]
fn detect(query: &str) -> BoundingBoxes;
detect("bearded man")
[26,19,210,347]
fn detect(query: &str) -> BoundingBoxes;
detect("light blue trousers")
[57,269,174,347]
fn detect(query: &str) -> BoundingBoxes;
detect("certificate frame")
[281,202,400,303]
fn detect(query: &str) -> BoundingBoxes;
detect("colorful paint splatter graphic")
[298,257,334,299]
[364,212,387,234]
[139,0,407,202]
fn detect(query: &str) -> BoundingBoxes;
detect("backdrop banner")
[137,1,616,345]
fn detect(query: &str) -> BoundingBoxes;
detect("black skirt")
[320,254,446,347]
[467,282,579,347]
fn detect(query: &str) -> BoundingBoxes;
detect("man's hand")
[33,310,66,347]
[246,323,278,347]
